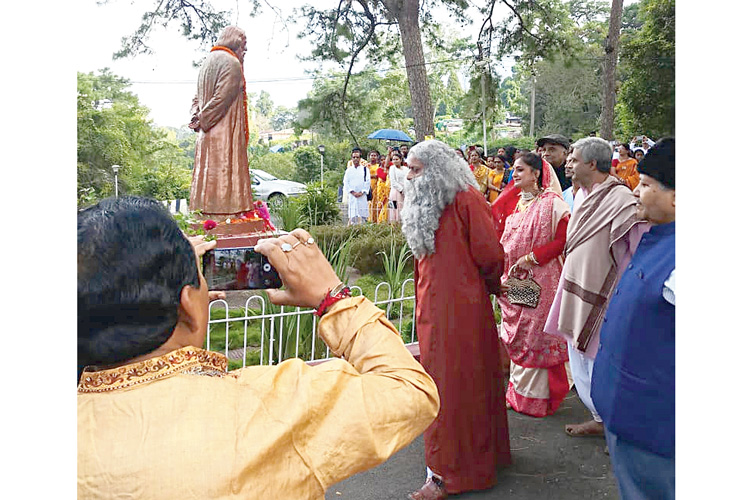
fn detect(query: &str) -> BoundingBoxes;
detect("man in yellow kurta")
[78,196,439,500]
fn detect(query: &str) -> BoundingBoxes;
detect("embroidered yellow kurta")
[78,297,439,499]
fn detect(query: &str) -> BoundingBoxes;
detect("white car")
[250,169,307,206]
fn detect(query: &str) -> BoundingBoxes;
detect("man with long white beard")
[402,140,511,500]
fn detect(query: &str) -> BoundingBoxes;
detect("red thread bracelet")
[314,285,351,317]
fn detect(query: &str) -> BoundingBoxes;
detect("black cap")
[536,134,570,149]
[637,138,674,189]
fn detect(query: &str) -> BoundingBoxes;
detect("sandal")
[565,420,605,437]
[408,477,447,500]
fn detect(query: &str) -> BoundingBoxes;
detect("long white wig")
[401,140,479,259]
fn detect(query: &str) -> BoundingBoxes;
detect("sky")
[78,0,327,128]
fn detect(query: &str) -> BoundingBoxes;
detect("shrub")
[270,198,302,232]
[294,182,341,227]
[309,223,410,275]
[379,239,413,300]
[293,146,321,183]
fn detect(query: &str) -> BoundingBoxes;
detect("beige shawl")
[557,176,645,351]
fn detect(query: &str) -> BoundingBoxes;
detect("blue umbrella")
[367,128,414,142]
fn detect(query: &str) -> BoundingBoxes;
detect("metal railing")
[205,279,417,368]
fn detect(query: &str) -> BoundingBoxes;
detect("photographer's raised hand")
[187,234,226,302]
[254,228,341,308]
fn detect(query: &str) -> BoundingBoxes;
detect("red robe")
[414,187,511,494]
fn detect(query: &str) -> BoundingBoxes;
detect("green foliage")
[531,49,605,138]
[173,210,206,236]
[293,146,323,183]
[352,272,415,343]
[308,223,407,274]
[486,136,539,153]
[295,69,412,144]
[255,90,274,117]
[207,306,263,353]
[294,182,341,227]
[616,0,675,138]
[460,68,502,137]
[133,159,192,201]
[491,0,610,139]
[112,0,262,59]
[77,69,194,208]
[270,198,302,232]
[379,240,414,300]
[248,151,297,182]
[488,0,583,67]
[350,224,410,275]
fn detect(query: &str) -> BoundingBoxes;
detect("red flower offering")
[203,219,217,231]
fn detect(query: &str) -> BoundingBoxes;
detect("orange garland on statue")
[210,46,250,145]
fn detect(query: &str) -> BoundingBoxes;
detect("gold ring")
[292,241,302,250]
[305,237,315,245]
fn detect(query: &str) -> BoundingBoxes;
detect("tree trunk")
[600,0,624,140]
[385,0,435,141]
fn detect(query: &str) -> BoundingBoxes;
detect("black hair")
[519,152,544,189]
[78,196,200,377]
[502,146,518,165]
[618,143,632,157]
[638,137,675,189]
[351,147,362,154]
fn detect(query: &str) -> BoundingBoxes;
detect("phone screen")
[202,247,282,291]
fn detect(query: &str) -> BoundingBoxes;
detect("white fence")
[205,279,418,368]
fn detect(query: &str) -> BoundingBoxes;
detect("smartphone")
[202,246,282,291]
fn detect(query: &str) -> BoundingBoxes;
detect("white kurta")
[389,165,407,195]
[343,164,370,220]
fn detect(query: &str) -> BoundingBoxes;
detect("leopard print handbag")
[504,264,542,308]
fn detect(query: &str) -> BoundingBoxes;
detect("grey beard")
[401,175,442,260]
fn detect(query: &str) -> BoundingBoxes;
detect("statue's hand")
[188,115,201,131]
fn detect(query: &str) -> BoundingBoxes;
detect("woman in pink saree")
[498,152,571,417]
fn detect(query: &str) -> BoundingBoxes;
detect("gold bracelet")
[528,252,539,265]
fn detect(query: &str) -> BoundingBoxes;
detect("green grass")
[207,307,263,352]
[208,270,418,370]
[352,273,416,344]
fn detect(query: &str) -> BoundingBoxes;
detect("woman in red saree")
[498,152,571,417]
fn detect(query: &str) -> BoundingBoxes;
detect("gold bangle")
[528,252,539,265]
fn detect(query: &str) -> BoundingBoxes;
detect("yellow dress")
[487,169,505,203]
[472,163,491,197]
[377,175,391,223]
[78,297,439,500]
[368,163,380,221]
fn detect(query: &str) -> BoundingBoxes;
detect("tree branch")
[500,0,542,43]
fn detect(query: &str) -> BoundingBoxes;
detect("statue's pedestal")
[191,218,281,248]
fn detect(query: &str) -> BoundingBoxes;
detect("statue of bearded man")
[189,26,253,216]
[401,140,512,498]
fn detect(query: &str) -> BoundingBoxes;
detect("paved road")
[326,388,618,499]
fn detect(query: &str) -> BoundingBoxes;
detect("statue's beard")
[401,175,445,260]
